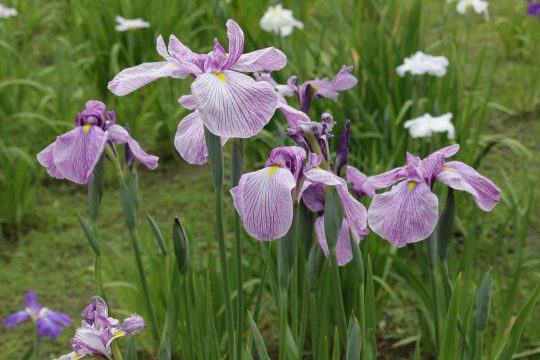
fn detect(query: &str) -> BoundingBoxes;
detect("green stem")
[329,246,348,346]
[112,340,123,360]
[427,233,441,351]
[279,288,288,360]
[129,228,160,348]
[232,139,244,359]
[476,331,484,360]
[33,332,41,360]
[95,255,104,298]
[360,286,367,360]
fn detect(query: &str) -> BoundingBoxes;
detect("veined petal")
[231,48,287,72]
[315,216,361,266]
[36,317,63,339]
[368,181,438,247]
[366,166,408,189]
[277,102,310,128]
[3,311,30,327]
[58,352,86,360]
[230,167,296,241]
[106,124,158,169]
[119,315,145,335]
[222,19,244,69]
[81,296,108,325]
[37,143,65,179]
[178,94,197,110]
[156,35,169,59]
[108,61,190,96]
[52,126,107,184]
[191,70,278,138]
[346,166,375,198]
[299,181,325,212]
[174,112,208,165]
[168,34,196,59]
[436,161,500,211]
[71,327,109,357]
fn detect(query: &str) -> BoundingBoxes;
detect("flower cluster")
[3,290,72,340]
[58,296,145,360]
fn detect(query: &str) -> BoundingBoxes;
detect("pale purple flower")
[58,296,145,360]
[37,100,158,184]
[527,0,540,16]
[367,145,501,247]
[256,66,357,114]
[109,19,287,140]
[3,290,72,340]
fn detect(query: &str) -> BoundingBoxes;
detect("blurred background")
[0,0,539,358]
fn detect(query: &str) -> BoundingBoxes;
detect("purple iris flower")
[3,290,72,340]
[256,66,358,113]
[109,19,287,141]
[59,296,145,360]
[37,100,158,184]
[366,145,501,247]
[527,0,540,16]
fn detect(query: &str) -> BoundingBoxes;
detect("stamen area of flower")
[442,166,455,171]
[114,330,125,337]
[83,124,92,134]
[216,72,226,82]
[268,166,280,176]
[407,181,417,192]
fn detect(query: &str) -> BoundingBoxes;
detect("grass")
[1,0,540,358]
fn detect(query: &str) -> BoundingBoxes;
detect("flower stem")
[33,332,41,360]
[232,139,244,359]
[426,234,441,351]
[278,288,288,360]
[112,340,123,360]
[329,246,348,346]
[205,129,235,357]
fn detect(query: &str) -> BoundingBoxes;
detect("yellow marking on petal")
[114,330,125,337]
[268,166,280,176]
[442,167,455,171]
[216,72,226,82]
[407,181,417,192]
[83,124,92,134]
[73,354,82,359]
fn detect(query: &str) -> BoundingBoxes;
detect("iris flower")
[109,19,287,140]
[115,16,150,32]
[0,3,17,18]
[456,0,489,17]
[231,112,369,266]
[527,0,540,16]
[3,290,72,340]
[58,296,145,360]
[37,100,158,184]
[397,51,449,77]
[260,4,304,37]
[404,113,455,140]
[367,145,501,247]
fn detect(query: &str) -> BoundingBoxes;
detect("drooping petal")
[366,166,408,189]
[299,181,325,212]
[3,311,30,327]
[346,166,375,198]
[191,70,278,138]
[36,317,64,339]
[277,102,310,128]
[119,315,145,335]
[230,167,296,241]
[108,61,191,96]
[107,124,158,169]
[51,126,107,184]
[368,180,438,247]
[315,216,361,266]
[47,311,73,327]
[436,161,500,211]
[332,66,358,91]
[37,143,65,179]
[231,48,287,72]
[222,19,244,69]
[174,112,208,165]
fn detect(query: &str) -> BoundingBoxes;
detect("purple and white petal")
[332,66,358,91]
[299,181,325,212]
[119,315,145,335]
[47,310,73,327]
[178,94,197,110]
[24,290,41,314]
[366,166,408,189]
[174,112,209,165]
[231,167,296,241]
[107,124,158,169]
[3,311,30,327]
[277,102,310,128]
[71,327,110,357]
[81,296,109,326]
[315,216,361,266]
[191,70,278,138]
[231,48,287,72]
[36,317,64,339]
[346,166,375,198]
[58,352,82,360]
[108,61,191,96]
[436,161,500,211]
[52,126,108,184]
[222,19,244,69]
[368,180,438,247]
[265,146,306,180]
[37,143,66,179]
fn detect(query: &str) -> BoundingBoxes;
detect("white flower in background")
[0,3,17,18]
[115,16,150,32]
[404,113,455,139]
[456,0,489,17]
[397,51,449,77]
[260,4,303,37]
